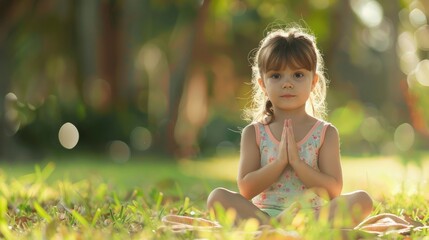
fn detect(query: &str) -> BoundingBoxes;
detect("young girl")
[207,25,373,227]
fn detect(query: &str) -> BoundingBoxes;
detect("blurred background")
[0,0,428,163]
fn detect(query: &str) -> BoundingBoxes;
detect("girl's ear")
[258,78,267,94]
[311,74,319,90]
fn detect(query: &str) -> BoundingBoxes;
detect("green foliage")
[0,160,427,239]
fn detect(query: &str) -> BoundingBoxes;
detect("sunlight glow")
[415,59,429,86]
[58,122,79,149]
[397,31,420,75]
[397,31,417,53]
[361,20,392,51]
[415,25,429,50]
[394,123,415,152]
[400,52,420,75]
[350,0,383,28]
[409,8,427,28]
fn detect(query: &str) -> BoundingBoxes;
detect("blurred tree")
[0,0,14,158]
[0,0,37,158]
[0,0,427,160]
[157,0,211,156]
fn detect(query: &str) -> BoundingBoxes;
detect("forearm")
[238,161,286,199]
[291,160,342,199]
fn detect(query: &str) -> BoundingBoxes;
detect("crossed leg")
[208,188,373,228]
[274,190,373,227]
[207,187,270,224]
[324,190,373,227]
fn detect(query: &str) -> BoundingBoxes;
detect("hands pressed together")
[277,119,300,168]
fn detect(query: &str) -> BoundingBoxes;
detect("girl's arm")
[289,125,343,199]
[237,124,288,200]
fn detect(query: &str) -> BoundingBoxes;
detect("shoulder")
[318,122,341,166]
[241,122,259,137]
[321,122,339,146]
[314,119,339,144]
[325,124,339,138]
[241,122,264,144]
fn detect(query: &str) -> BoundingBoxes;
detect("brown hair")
[244,25,328,123]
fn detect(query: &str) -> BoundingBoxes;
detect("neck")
[272,107,311,123]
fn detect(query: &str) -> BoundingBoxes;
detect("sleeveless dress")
[251,119,331,217]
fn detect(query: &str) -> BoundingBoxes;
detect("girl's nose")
[282,81,294,89]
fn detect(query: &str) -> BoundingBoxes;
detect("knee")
[207,187,232,210]
[353,190,373,214]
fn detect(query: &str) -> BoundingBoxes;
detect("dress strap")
[319,122,331,147]
[252,123,261,147]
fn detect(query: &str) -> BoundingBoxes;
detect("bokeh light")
[130,127,152,151]
[136,43,163,73]
[415,59,429,87]
[2,0,428,160]
[135,43,169,122]
[360,117,382,142]
[400,52,420,75]
[361,20,392,51]
[415,25,429,50]
[185,72,208,126]
[394,123,415,152]
[409,8,427,28]
[108,141,130,163]
[330,101,364,137]
[4,93,20,136]
[397,31,417,53]
[350,0,383,28]
[58,122,79,149]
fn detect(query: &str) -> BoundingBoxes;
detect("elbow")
[239,190,253,200]
[237,179,253,200]
[330,188,341,199]
[330,181,343,199]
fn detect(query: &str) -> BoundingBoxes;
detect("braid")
[264,100,274,117]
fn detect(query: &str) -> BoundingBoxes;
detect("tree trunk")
[160,0,211,157]
[98,0,123,111]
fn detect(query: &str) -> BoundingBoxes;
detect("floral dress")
[251,120,331,216]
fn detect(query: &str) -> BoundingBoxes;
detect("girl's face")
[259,66,318,113]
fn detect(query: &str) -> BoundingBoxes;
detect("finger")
[283,120,288,144]
[288,119,295,140]
[286,125,296,152]
[286,128,296,162]
[286,125,293,147]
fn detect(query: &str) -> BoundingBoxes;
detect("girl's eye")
[294,72,304,78]
[270,73,281,79]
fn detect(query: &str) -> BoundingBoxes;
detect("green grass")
[0,154,428,239]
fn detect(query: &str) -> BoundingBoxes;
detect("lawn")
[0,153,428,239]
